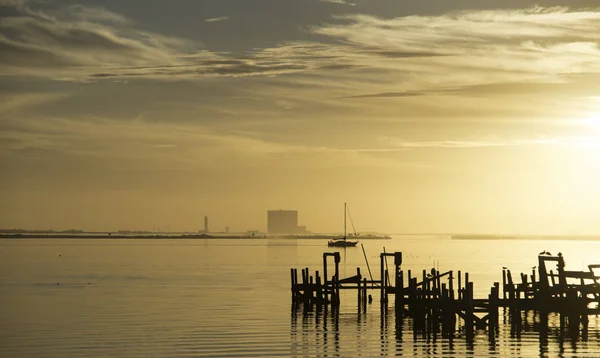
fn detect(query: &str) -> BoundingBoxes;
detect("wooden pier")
[290,251,600,342]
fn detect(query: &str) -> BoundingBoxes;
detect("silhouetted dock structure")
[290,251,600,344]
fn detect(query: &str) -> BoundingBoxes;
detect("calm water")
[2,235,600,357]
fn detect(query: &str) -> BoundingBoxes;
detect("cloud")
[0,110,415,172]
[376,135,599,150]
[0,2,205,77]
[0,3,359,79]
[0,92,71,113]
[3,0,600,103]
[345,91,424,99]
[58,4,131,25]
[205,16,229,23]
[310,8,600,79]
[319,0,355,6]
[391,139,564,148]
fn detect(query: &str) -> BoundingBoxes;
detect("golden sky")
[1,0,600,234]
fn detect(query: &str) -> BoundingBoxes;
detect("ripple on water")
[3,237,600,357]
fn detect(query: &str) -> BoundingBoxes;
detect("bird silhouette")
[539,250,547,256]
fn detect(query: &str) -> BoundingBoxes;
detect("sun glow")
[581,97,600,135]
[584,114,600,135]
[573,106,600,149]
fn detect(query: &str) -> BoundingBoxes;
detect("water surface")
[2,235,600,357]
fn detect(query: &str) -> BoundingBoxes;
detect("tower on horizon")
[204,216,209,233]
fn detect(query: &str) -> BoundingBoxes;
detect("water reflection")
[291,302,600,357]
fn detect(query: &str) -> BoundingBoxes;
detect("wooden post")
[396,269,404,314]
[316,271,322,306]
[332,275,338,307]
[538,256,550,298]
[490,282,499,329]
[363,278,368,310]
[431,268,436,295]
[422,270,427,299]
[309,275,314,306]
[323,253,328,304]
[290,268,295,293]
[512,284,522,338]
[458,270,462,300]
[436,269,442,298]
[408,276,416,317]
[502,269,507,300]
[301,268,307,305]
[557,255,566,289]
[567,288,580,341]
[291,268,297,300]
[449,270,454,300]
[465,282,474,340]
[520,273,528,301]
[381,254,386,304]
[357,267,362,307]
[384,269,389,304]
[334,253,340,306]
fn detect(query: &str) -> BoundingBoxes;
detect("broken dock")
[290,251,600,343]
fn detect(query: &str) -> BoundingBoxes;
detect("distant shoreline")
[0,233,392,240]
[451,234,600,241]
[451,234,519,240]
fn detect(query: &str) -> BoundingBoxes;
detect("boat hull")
[327,240,358,247]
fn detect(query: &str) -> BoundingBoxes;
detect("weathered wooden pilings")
[291,251,600,345]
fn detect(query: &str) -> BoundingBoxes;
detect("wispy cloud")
[319,0,356,6]
[0,92,71,113]
[205,16,229,23]
[3,1,600,103]
[376,135,600,150]
[0,2,353,79]
[387,139,565,149]
[0,2,200,77]
[345,91,424,99]
[310,7,600,81]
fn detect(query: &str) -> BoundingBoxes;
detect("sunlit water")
[2,235,600,357]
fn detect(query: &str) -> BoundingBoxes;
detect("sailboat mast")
[344,202,347,239]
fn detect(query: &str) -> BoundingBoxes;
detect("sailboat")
[328,202,359,247]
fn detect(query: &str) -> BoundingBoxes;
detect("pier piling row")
[291,251,600,338]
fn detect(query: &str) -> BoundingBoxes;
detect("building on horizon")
[267,210,307,234]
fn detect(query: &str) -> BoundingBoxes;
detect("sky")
[2,0,600,234]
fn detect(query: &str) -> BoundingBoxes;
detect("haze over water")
[2,235,600,357]
[4,1,600,235]
[4,1,600,356]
